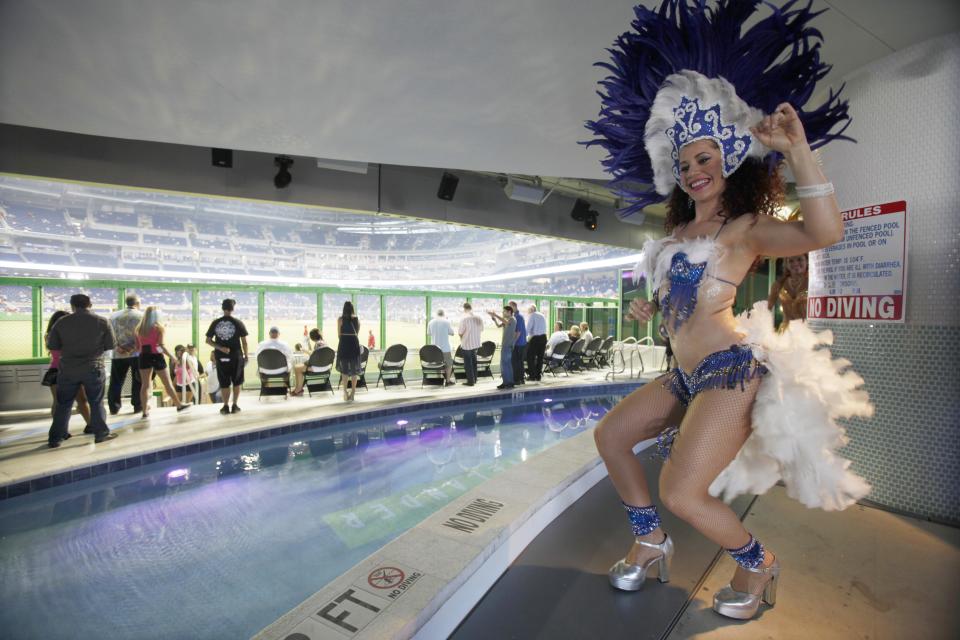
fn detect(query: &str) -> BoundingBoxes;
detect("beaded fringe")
[661,278,701,332]
[665,345,767,407]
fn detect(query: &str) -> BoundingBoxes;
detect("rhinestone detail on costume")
[667,95,753,184]
[623,503,661,536]
[727,535,765,569]
[653,426,680,460]
[660,251,707,333]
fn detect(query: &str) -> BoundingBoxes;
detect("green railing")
[0,276,620,370]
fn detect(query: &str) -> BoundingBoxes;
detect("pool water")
[0,392,623,640]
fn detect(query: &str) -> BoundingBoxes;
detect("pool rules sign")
[808,200,907,322]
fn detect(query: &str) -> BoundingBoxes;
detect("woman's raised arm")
[746,103,844,258]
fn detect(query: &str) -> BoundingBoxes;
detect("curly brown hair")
[664,158,785,233]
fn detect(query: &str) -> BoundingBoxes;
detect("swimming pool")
[0,389,628,639]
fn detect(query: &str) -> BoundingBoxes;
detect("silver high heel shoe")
[608,533,674,591]
[712,558,781,619]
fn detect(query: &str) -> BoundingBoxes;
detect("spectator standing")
[336,301,362,402]
[546,321,568,356]
[489,305,516,390]
[46,294,117,447]
[509,301,527,385]
[525,304,548,381]
[42,310,91,432]
[458,302,483,387]
[427,309,456,385]
[173,345,200,404]
[368,330,376,350]
[184,344,200,403]
[136,307,190,418]
[204,351,222,404]
[108,294,143,415]
[580,322,594,346]
[205,298,249,415]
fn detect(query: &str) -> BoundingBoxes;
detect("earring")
[687,193,694,212]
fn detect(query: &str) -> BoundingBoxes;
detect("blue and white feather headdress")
[585,0,853,219]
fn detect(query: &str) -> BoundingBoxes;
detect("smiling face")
[786,254,808,276]
[678,139,726,203]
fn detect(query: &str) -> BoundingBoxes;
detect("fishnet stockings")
[596,373,774,572]
[658,376,763,549]
[594,375,685,507]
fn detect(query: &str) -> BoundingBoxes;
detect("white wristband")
[795,182,835,199]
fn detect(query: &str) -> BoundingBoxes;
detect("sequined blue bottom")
[623,503,661,536]
[727,535,765,569]
[665,344,768,407]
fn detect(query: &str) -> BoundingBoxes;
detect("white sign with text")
[808,200,907,323]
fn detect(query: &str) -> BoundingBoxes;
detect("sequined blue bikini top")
[637,219,739,334]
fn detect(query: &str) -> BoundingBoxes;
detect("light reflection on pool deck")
[0,392,622,640]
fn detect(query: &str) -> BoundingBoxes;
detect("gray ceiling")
[1,1,958,180]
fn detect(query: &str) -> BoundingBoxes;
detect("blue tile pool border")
[0,380,645,501]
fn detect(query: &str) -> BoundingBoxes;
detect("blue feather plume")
[584,0,853,219]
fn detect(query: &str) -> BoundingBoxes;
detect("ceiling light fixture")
[571,198,599,231]
[504,177,552,205]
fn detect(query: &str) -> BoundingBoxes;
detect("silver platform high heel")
[712,558,780,619]
[608,533,674,591]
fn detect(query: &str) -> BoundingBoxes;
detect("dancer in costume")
[767,254,809,331]
[585,0,873,620]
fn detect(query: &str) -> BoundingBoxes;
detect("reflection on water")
[0,394,621,640]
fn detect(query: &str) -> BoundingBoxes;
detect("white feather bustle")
[644,71,769,196]
[709,302,874,511]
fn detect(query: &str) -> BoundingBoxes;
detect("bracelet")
[795,182,835,199]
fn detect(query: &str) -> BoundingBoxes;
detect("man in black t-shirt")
[205,298,249,415]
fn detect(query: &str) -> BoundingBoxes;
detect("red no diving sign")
[367,566,405,589]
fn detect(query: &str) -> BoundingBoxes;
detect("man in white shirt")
[458,302,484,386]
[525,304,548,381]
[545,322,568,356]
[255,326,294,375]
[427,309,456,385]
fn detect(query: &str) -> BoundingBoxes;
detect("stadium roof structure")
[0,174,636,293]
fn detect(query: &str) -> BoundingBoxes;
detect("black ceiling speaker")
[211,148,233,168]
[274,156,294,189]
[571,198,591,221]
[437,172,459,201]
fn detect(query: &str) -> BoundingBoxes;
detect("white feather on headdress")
[644,71,769,196]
